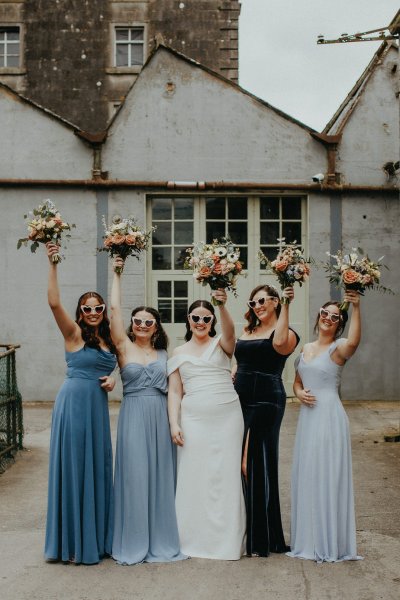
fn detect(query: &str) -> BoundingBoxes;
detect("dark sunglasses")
[133,317,156,328]
[80,304,105,315]
[189,314,214,325]
[319,308,341,323]
[247,296,275,309]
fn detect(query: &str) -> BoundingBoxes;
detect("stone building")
[0,0,240,131]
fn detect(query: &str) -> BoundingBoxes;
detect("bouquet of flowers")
[17,199,75,263]
[184,238,244,305]
[324,248,392,310]
[100,215,154,273]
[258,240,311,304]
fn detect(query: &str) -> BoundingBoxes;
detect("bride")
[167,289,246,560]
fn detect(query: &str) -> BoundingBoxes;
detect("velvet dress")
[234,330,299,556]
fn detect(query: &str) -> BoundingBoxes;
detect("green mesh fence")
[0,345,23,473]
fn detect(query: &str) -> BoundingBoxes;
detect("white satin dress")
[167,335,246,560]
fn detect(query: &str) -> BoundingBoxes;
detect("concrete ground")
[0,400,399,600]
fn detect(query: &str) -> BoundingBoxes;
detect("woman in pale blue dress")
[110,257,185,565]
[44,243,117,565]
[288,290,362,563]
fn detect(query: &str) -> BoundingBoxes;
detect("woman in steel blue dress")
[110,257,185,565]
[44,243,117,565]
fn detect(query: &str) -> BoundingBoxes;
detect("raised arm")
[110,257,129,349]
[212,288,236,356]
[46,242,79,342]
[273,286,298,355]
[336,290,361,360]
[167,367,185,446]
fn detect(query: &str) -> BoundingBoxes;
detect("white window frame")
[0,25,21,70]
[112,24,146,71]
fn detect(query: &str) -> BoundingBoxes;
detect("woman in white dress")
[167,290,246,560]
[287,290,362,563]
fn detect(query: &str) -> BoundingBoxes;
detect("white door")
[147,194,308,395]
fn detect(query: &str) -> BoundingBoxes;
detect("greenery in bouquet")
[258,239,311,304]
[324,248,393,311]
[17,199,75,263]
[100,215,155,273]
[184,238,244,306]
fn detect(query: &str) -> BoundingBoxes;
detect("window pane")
[116,44,128,67]
[0,55,4,67]
[282,222,301,244]
[174,300,188,323]
[152,198,172,220]
[116,29,129,41]
[174,198,194,219]
[238,247,247,269]
[152,247,171,270]
[206,221,225,242]
[8,55,19,67]
[260,222,279,245]
[174,221,193,245]
[228,197,247,219]
[131,28,144,41]
[131,44,143,66]
[174,281,188,297]
[228,222,247,244]
[8,31,19,41]
[174,247,188,269]
[158,300,171,323]
[282,197,302,219]
[158,281,171,298]
[260,197,279,219]
[0,32,4,41]
[153,221,171,245]
[206,197,225,219]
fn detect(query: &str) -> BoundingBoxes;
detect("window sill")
[105,66,143,75]
[0,68,26,75]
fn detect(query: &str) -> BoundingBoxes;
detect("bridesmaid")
[287,291,362,563]
[44,242,117,564]
[110,256,185,565]
[233,284,299,556]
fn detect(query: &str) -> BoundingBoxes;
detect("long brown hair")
[244,284,281,333]
[313,301,348,339]
[75,292,117,354]
[127,306,168,350]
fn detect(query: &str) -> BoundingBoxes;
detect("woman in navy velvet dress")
[44,242,117,565]
[234,284,299,557]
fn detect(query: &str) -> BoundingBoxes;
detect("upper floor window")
[0,27,20,68]
[114,27,144,67]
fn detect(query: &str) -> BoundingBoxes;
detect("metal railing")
[0,344,23,473]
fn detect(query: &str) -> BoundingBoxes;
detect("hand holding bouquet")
[100,215,154,273]
[258,240,310,304]
[17,199,74,263]
[324,248,392,310]
[184,238,244,306]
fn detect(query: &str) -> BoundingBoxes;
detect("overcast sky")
[239,0,399,131]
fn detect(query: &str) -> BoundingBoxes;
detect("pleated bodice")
[120,351,168,397]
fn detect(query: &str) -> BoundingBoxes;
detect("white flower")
[214,247,227,257]
[227,252,239,262]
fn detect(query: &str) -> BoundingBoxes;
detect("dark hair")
[244,284,281,333]
[127,306,168,350]
[76,292,117,354]
[185,300,217,342]
[313,301,348,339]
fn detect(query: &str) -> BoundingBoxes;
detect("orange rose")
[125,234,138,245]
[274,259,289,272]
[199,266,212,277]
[235,261,243,272]
[342,269,360,284]
[104,237,114,248]
[112,234,126,245]
[213,262,223,274]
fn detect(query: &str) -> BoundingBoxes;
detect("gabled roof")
[107,42,317,135]
[323,41,398,135]
[0,80,81,132]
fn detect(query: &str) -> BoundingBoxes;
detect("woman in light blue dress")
[110,257,185,565]
[44,243,117,565]
[288,290,362,563]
